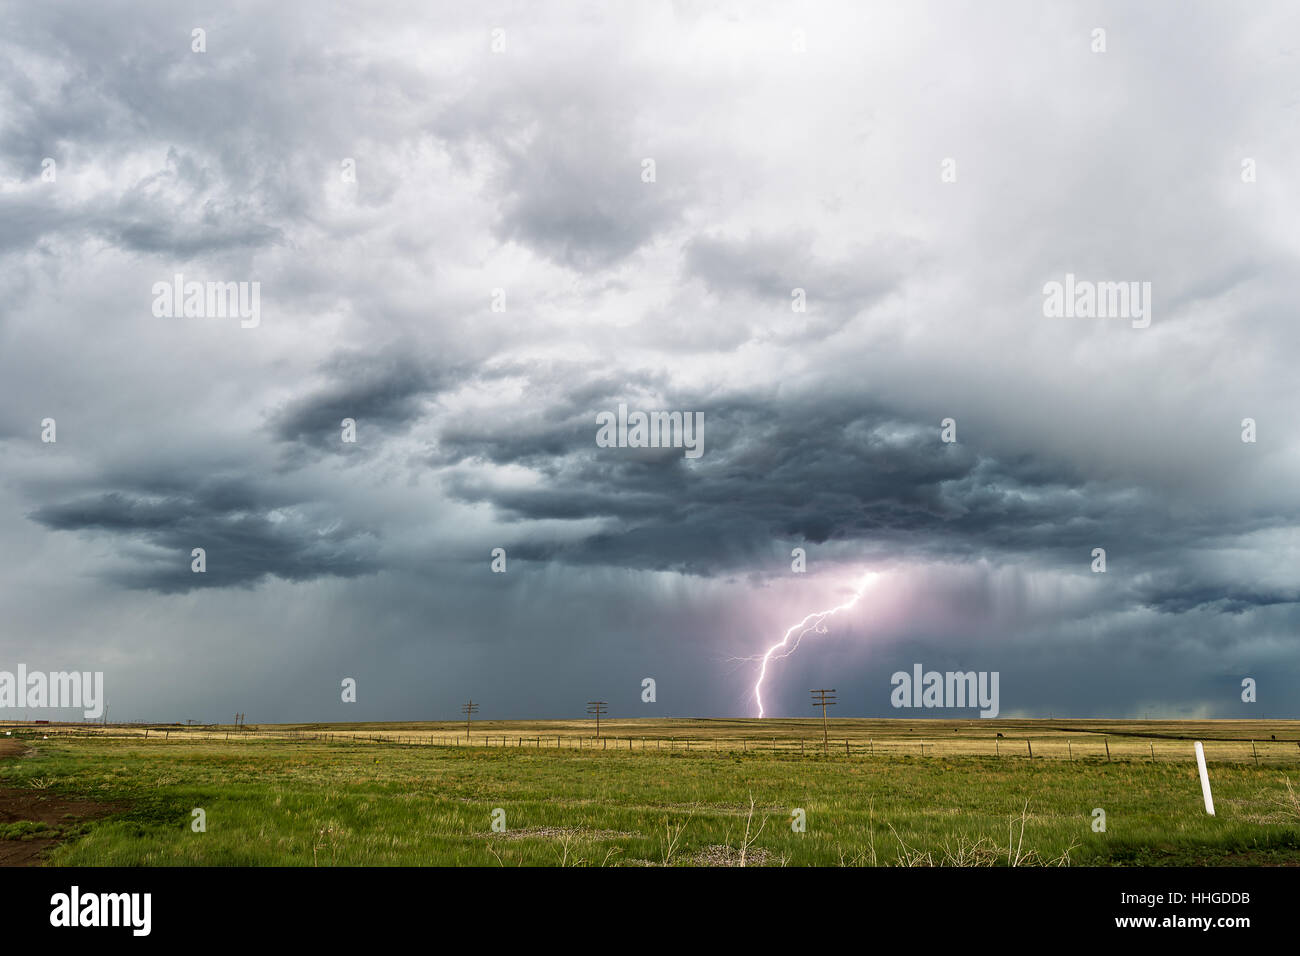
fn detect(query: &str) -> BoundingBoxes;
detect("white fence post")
[1194,741,1215,815]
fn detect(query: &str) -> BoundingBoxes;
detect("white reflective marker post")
[1194,741,1215,815]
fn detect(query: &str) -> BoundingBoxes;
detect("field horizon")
[4,717,1299,868]
[9,716,1299,763]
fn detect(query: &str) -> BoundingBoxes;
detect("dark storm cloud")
[269,350,454,457]
[2,0,1298,722]
[29,479,380,592]
[1131,576,1300,616]
[427,363,675,467]
[435,385,1139,567]
[431,375,1300,655]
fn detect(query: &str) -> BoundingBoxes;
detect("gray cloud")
[685,231,902,306]
[269,349,453,458]
[1,0,1298,722]
[29,479,380,592]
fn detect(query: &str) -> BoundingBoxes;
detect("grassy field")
[19,717,1300,762]
[2,719,1299,866]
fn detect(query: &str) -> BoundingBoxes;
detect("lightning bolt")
[752,572,876,718]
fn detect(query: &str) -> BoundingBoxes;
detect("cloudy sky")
[2,1,1298,723]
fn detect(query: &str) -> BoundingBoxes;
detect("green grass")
[0,820,61,841]
[3,734,1299,866]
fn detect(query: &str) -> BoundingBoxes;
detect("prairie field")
[2,719,1298,867]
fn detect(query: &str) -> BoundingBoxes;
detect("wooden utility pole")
[461,700,478,736]
[810,689,836,750]
[586,701,607,738]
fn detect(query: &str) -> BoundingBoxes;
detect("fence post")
[1105,739,1111,762]
[1067,740,1072,761]
[845,739,849,756]
[1194,741,1216,814]
[1252,740,1258,766]
[1027,740,1032,759]
[1150,743,1155,762]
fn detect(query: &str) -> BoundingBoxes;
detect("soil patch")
[0,739,124,866]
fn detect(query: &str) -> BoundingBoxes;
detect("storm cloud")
[1,0,1297,723]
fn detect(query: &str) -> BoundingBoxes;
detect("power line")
[811,689,836,750]
[461,700,479,736]
[586,701,607,738]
